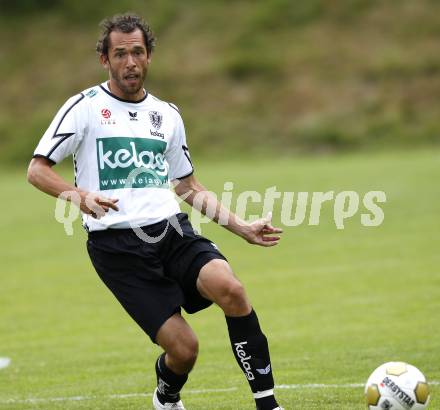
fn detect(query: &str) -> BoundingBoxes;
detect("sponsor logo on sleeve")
[86,89,98,98]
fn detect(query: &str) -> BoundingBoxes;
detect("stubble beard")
[109,64,147,98]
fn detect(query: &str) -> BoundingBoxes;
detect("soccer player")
[27,13,284,410]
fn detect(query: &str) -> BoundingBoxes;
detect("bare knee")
[197,259,251,316]
[213,278,252,316]
[222,280,247,309]
[170,334,199,370]
[156,314,199,374]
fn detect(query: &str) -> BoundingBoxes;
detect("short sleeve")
[166,105,194,180]
[33,93,87,164]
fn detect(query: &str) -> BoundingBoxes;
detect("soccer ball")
[365,362,430,409]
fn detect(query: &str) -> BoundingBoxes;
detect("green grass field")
[1,149,439,409]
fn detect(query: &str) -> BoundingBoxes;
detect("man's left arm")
[173,175,282,247]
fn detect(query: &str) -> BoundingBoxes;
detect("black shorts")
[86,213,227,343]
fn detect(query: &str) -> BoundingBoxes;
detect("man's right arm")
[27,157,119,218]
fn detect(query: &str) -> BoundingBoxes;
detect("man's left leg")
[197,259,282,410]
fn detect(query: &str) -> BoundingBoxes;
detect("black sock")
[155,353,188,404]
[225,309,279,410]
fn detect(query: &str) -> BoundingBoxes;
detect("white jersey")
[33,82,194,232]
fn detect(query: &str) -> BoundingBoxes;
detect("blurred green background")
[1,0,440,164]
[1,2,440,409]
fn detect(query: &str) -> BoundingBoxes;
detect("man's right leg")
[86,231,197,408]
[153,313,199,408]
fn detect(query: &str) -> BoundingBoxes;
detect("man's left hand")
[243,212,283,247]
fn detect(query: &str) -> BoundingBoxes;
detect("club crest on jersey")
[149,111,162,129]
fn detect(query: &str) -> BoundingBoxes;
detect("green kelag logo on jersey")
[97,137,168,190]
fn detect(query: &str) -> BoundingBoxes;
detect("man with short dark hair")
[28,13,284,410]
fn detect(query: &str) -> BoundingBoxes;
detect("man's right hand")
[27,157,119,220]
